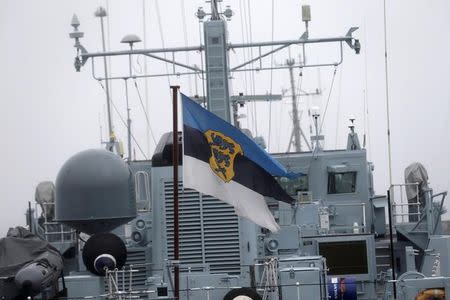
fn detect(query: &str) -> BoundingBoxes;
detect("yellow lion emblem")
[204,130,243,182]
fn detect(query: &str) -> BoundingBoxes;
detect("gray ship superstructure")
[5,1,449,300]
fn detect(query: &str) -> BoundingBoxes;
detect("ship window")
[327,171,356,194]
[319,240,368,275]
[276,174,308,196]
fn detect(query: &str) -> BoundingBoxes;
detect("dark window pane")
[276,175,308,196]
[319,240,368,275]
[327,172,356,194]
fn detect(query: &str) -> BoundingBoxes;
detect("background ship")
[0,1,449,299]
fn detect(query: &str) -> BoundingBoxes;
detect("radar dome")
[55,149,136,234]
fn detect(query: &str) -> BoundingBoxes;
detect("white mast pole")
[383,0,393,186]
[95,7,115,147]
[142,0,151,157]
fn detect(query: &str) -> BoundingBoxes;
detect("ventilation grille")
[165,182,241,274]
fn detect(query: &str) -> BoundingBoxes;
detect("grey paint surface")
[55,149,136,234]
[1,0,449,236]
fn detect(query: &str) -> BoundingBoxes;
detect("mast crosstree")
[69,2,360,154]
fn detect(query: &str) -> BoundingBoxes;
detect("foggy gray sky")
[0,0,449,236]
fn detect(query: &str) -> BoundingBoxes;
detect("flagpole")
[171,85,180,300]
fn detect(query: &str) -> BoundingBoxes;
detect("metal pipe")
[129,266,133,292]
[142,0,150,158]
[231,44,288,71]
[143,53,203,72]
[91,57,202,81]
[392,203,420,206]
[393,213,421,216]
[362,203,366,232]
[80,35,353,60]
[81,45,203,59]
[387,188,397,298]
[28,201,32,233]
[171,85,180,300]
[210,0,220,20]
[302,44,306,64]
[287,58,302,152]
[425,189,434,234]
[172,52,176,74]
[258,46,262,69]
[124,79,132,161]
[300,127,312,151]
[98,11,114,142]
[229,36,353,49]
[231,42,342,72]
[89,44,343,81]
[383,0,393,186]
[391,183,419,186]
[232,59,343,73]
[400,183,404,222]
[122,268,125,291]
[128,45,133,78]
[331,202,365,207]
[94,71,202,81]
[433,191,448,234]
[328,225,365,230]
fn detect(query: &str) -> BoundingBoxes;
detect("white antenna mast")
[383,0,393,185]
[210,0,220,20]
[287,58,302,152]
[121,34,142,161]
[94,7,115,149]
[142,0,151,157]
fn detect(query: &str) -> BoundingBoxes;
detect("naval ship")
[0,1,448,299]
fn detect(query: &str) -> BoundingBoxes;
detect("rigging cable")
[238,0,249,95]
[154,0,172,87]
[363,12,372,160]
[241,0,253,132]
[383,0,393,185]
[98,81,148,160]
[267,0,275,152]
[246,0,258,136]
[295,69,305,150]
[238,0,250,129]
[198,22,207,105]
[334,64,344,148]
[142,0,153,157]
[307,94,313,142]
[319,66,338,135]
[295,68,302,103]
[180,0,193,95]
[133,79,158,146]
[105,0,113,106]
[276,93,284,152]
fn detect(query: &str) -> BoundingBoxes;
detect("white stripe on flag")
[183,155,280,232]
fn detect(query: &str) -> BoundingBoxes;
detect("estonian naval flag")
[182,94,297,232]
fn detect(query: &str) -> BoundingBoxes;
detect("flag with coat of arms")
[182,94,298,232]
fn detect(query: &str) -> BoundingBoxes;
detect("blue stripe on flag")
[182,93,299,179]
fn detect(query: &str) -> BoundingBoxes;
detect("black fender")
[223,287,262,300]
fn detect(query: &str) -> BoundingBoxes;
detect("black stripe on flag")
[184,125,294,204]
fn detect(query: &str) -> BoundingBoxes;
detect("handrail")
[389,183,420,224]
[432,191,448,234]
[34,202,76,243]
